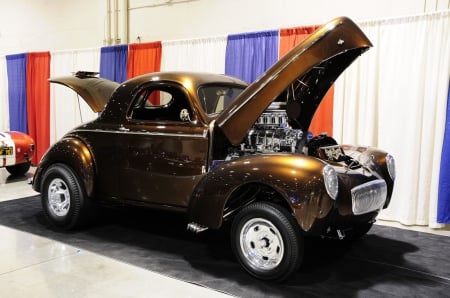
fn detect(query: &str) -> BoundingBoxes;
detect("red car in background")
[0,131,35,175]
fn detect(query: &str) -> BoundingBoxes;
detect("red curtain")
[280,26,334,136]
[127,42,162,104]
[127,41,162,78]
[26,52,51,165]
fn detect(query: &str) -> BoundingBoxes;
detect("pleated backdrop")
[0,11,449,227]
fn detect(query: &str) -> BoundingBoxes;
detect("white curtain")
[334,11,450,227]
[50,48,100,144]
[161,36,227,73]
[0,56,9,131]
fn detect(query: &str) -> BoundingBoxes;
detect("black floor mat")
[1,196,450,297]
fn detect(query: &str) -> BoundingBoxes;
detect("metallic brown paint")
[49,75,119,113]
[189,153,329,229]
[34,137,95,197]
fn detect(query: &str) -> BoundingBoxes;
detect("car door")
[116,83,209,208]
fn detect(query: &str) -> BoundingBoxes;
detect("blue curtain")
[99,45,128,83]
[438,82,450,223]
[6,53,28,133]
[225,30,279,83]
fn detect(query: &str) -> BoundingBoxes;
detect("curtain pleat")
[0,57,9,131]
[334,12,450,227]
[126,42,162,104]
[280,26,333,136]
[279,26,319,57]
[225,30,279,83]
[26,52,51,165]
[100,44,128,82]
[5,53,27,133]
[438,82,450,223]
[161,36,227,73]
[50,48,100,143]
[127,41,162,79]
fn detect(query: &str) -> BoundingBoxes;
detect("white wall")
[0,0,449,56]
[0,0,105,56]
[128,0,449,42]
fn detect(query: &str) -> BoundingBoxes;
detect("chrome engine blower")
[225,110,305,160]
[245,111,304,153]
[224,108,361,171]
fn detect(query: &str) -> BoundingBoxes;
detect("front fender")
[32,137,95,197]
[188,153,332,230]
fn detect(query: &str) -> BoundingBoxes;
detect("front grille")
[351,179,387,215]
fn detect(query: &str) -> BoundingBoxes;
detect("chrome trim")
[239,218,284,271]
[47,178,71,217]
[187,222,208,233]
[74,128,208,139]
[386,153,396,180]
[351,179,387,215]
[337,229,346,240]
[323,165,339,200]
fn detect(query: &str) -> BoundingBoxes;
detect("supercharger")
[227,110,305,158]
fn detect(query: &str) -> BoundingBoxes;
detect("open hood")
[49,72,119,113]
[216,17,372,145]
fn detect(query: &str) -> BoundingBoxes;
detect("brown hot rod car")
[32,17,395,281]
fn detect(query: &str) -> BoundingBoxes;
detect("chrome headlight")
[386,153,396,181]
[323,165,339,200]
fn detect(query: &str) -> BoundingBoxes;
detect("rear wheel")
[6,162,31,176]
[41,163,92,230]
[231,202,303,281]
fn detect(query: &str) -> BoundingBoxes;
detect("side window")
[197,85,244,115]
[142,90,172,108]
[131,86,191,122]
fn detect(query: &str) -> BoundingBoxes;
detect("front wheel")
[231,202,303,281]
[41,163,92,230]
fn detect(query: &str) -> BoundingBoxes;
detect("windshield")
[197,85,245,115]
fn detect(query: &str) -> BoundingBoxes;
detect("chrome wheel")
[47,178,70,217]
[239,217,284,271]
[41,163,93,230]
[231,202,303,281]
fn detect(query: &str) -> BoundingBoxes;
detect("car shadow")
[5,171,33,184]
[57,206,441,297]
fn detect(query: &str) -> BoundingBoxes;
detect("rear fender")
[188,154,331,230]
[33,137,95,197]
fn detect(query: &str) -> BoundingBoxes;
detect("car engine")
[224,106,360,169]
[224,108,307,161]
[243,110,304,153]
